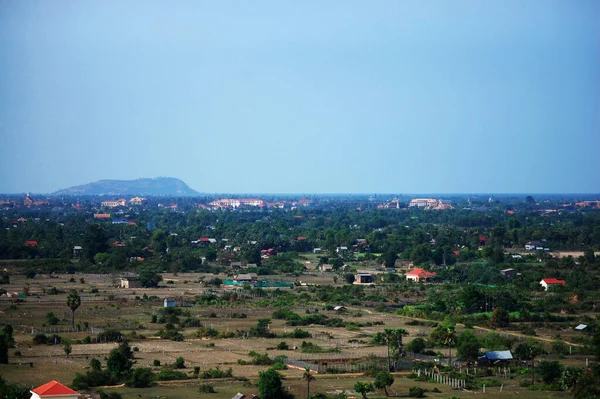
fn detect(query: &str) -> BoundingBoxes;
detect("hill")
[52,177,200,196]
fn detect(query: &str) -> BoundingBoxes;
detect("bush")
[153,360,161,367]
[173,357,185,369]
[200,366,233,379]
[45,312,59,326]
[155,370,187,381]
[97,390,124,399]
[128,367,154,387]
[276,341,289,350]
[199,383,216,393]
[33,333,48,345]
[408,386,425,398]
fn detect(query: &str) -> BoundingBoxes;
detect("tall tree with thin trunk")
[444,325,456,366]
[67,290,81,329]
[303,366,315,399]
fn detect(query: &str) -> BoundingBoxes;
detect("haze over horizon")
[1,1,599,194]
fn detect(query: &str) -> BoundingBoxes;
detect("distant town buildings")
[101,199,126,207]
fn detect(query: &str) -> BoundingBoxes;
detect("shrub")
[200,366,233,379]
[173,357,185,369]
[128,367,154,388]
[97,390,124,399]
[276,341,289,350]
[199,383,216,393]
[155,370,187,381]
[33,333,48,345]
[153,360,161,367]
[45,312,59,326]
[408,386,425,398]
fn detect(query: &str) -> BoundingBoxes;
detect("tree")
[83,224,109,262]
[257,369,292,399]
[443,325,456,365]
[515,339,544,384]
[374,371,394,396]
[137,264,162,288]
[456,330,480,362]
[406,337,426,354]
[538,360,563,384]
[90,358,102,372]
[354,381,374,399]
[128,367,154,388]
[385,329,408,371]
[67,290,81,329]
[572,364,600,399]
[525,196,536,205]
[63,338,72,358]
[381,250,397,268]
[303,366,315,399]
[0,325,14,364]
[107,341,134,380]
[489,307,510,328]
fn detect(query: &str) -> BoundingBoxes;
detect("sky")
[1,1,599,194]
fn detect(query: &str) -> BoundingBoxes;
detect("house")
[525,241,543,251]
[93,213,111,219]
[500,268,516,278]
[333,305,346,312]
[25,240,38,246]
[297,236,307,241]
[129,196,147,205]
[478,350,513,366]
[478,236,487,247]
[30,380,79,399]
[540,278,566,291]
[354,273,374,285]
[73,246,82,258]
[405,268,437,282]
[319,264,333,272]
[231,262,243,269]
[336,246,348,253]
[234,273,258,283]
[575,324,587,331]
[231,394,246,399]
[313,248,322,254]
[164,297,177,308]
[120,277,142,289]
[101,199,126,207]
[261,248,277,258]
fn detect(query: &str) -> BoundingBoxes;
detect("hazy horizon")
[1,1,599,194]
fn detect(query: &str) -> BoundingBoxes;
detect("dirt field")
[0,272,585,398]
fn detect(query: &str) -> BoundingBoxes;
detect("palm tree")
[303,366,315,399]
[443,325,456,366]
[66,290,81,329]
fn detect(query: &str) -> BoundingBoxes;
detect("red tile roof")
[31,380,79,396]
[297,236,307,240]
[94,213,111,219]
[406,268,437,278]
[542,278,566,285]
[25,240,38,246]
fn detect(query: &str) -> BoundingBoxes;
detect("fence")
[283,357,412,374]
[20,325,105,335]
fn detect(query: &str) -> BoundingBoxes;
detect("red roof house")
[297,236,307,241]
[25,240,38,246]
[540,278,566,291]
[405,268,437,282]
[31,380,79,399]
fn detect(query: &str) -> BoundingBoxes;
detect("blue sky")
[1,1,599,194]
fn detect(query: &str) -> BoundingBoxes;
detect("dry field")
[0,272,584,398]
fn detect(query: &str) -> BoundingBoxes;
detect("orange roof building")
[31,380,79,399]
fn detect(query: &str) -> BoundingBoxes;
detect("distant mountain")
[52,177,200,196]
